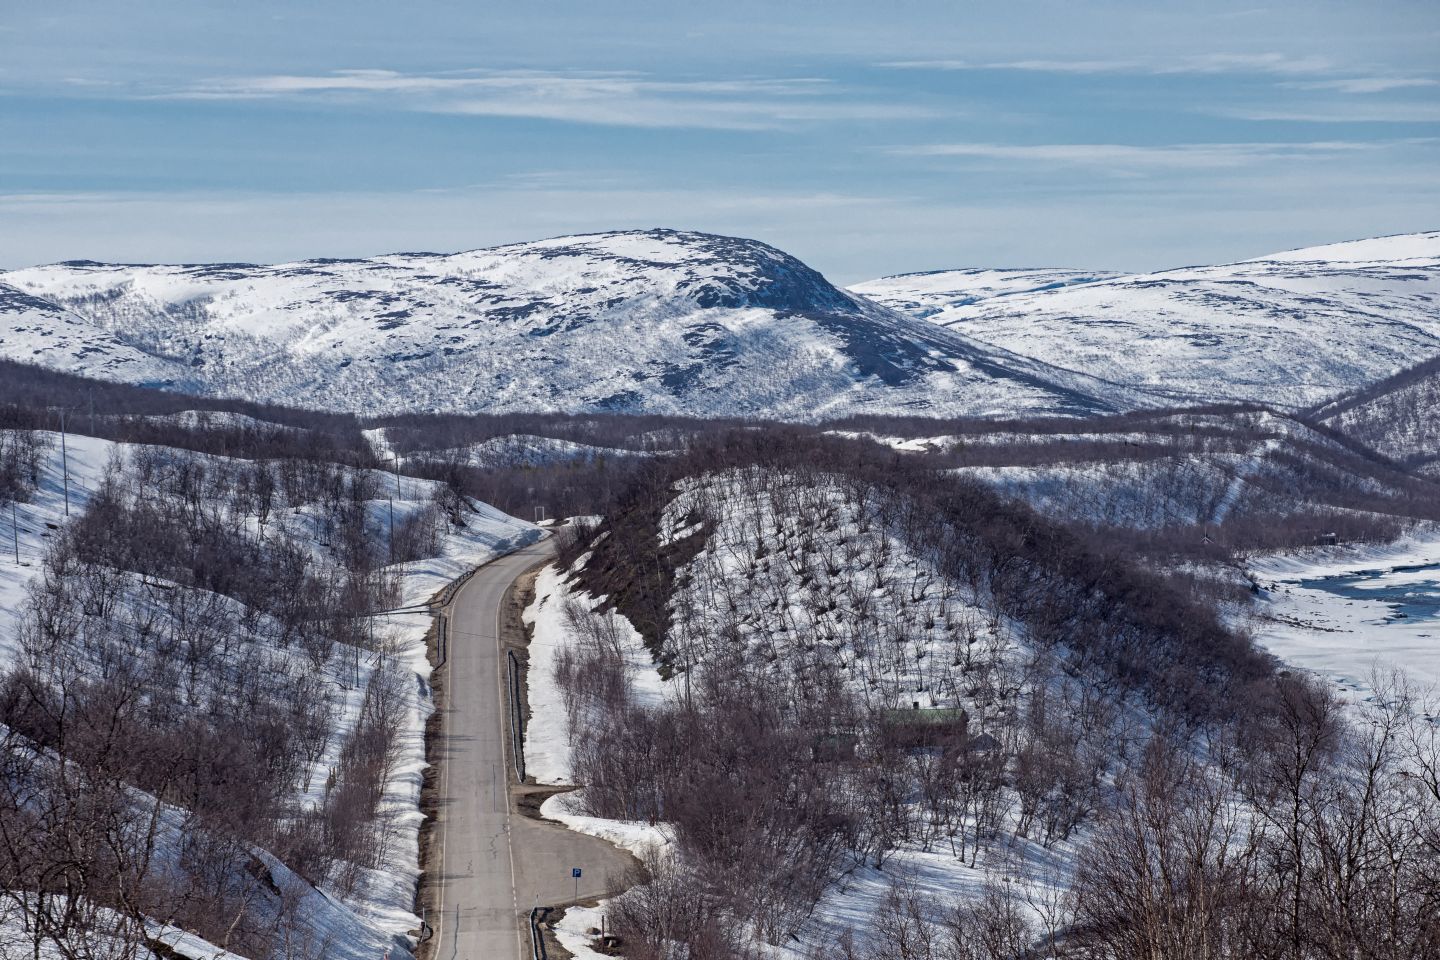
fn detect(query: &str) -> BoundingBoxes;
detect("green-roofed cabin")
[880,704,969,751]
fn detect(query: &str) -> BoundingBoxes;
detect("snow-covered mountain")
[855,232,1440,410]
[10,228,1438,421]
[0,230,1120,420]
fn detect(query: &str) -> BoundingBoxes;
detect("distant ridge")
[854,231,1440,410]
[0,229,1124,420]
[5,228,1438,420]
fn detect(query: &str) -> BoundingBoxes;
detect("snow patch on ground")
[540,790,671,862]
[551,903,612,960]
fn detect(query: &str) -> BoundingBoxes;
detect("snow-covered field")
[1249,534,1440,697]
[850,266,1120,319]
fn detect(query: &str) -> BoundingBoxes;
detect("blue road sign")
[572,867,582,878]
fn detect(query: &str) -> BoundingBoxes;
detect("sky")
[1,0,1437,282]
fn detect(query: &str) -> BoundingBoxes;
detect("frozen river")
[1297,561,1440,625]
[1250,541,1440,697]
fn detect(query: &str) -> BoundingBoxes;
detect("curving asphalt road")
[429,538,632,960]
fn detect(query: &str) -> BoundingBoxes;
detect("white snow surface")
[1249,230,1440,264]
[1248,534,1440,698]
[0,432,114,663]
[539,790,671,863]
[523,560,670,786]
[0,230,1116,420]
[856,231,1440,409]
[0,282,188,387]
[10,229,1440,419]
[551,903,612,960]
[850,267,1121,319]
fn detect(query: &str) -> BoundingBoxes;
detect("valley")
[3,226,1440,960]
[9,1,1439,956]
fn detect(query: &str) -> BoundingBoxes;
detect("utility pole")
[10,501,18,564]
[59,409,70,518]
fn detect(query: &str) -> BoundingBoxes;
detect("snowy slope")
[523,463,1152,958]
[854,231,1440,410]
[850,267,1121,320]
[0,430,539,959]
[0,281,194,387]
[1,231,1120,420]
[1312,355,1440,474]
[1254,231,1440,264]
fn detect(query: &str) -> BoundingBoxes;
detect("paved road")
[430,538,633,960]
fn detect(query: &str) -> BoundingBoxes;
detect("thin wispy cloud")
[1213,103,1440,123]
[878,53,1336,76]
[889,140,1412,170]
[165,69,930,130]
[4,1,1436,274]
[1284,77,1438,95]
